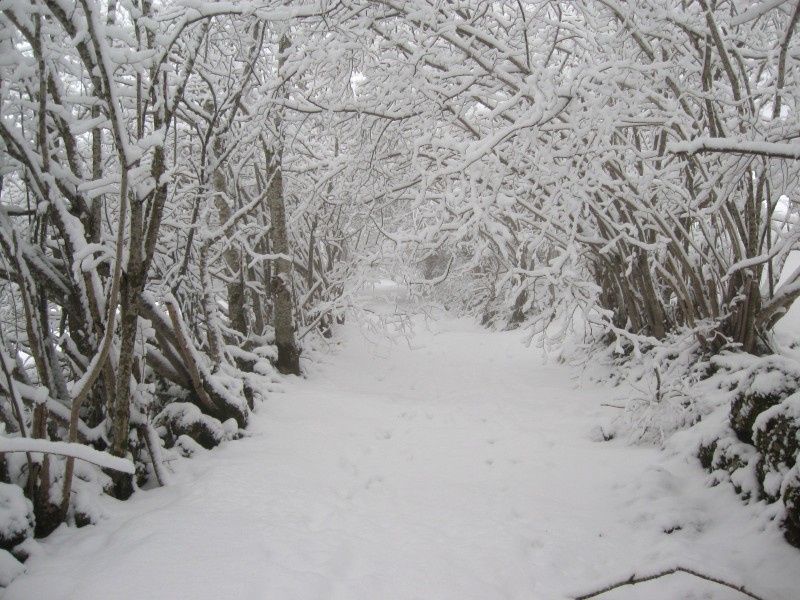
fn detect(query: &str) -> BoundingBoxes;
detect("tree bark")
[265,149,301,375]
[263,33,301,375]
[212,139,249,344]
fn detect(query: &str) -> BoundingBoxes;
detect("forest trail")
[4,317,798,600]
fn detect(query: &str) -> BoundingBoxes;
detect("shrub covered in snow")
[783,470,800,547]
[729,356,800,445]
[155,403,227,450]
[754,393,800,502]
[0,483,32,551]
[579,335,800,547]
[697,423,759,497]
[70,460,115,528]
[750,392,800,547]
[688,355,800,547]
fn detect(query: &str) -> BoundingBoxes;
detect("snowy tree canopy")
[0,0,799,546]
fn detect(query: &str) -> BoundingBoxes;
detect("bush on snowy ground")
[69,460,115,528]
[729,356,800,445]
[752,393,800,546]
[0,483,32,551]
[783,470,800,547]
[754,393,800,502]
[0,482,33,585]
[155,403,230,450]
[675,354,800,547]
[576,330,712,444]
[692,419,762,505]
[573,332,800,548]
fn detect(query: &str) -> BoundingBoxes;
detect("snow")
[0,483,32,548]
[755,390,800,430]
[155,402,224,438]
[667,139,800,160]
[0,438,135,474]
[730,0,790,26]
[3,318,799,599]
[0,551,24,588]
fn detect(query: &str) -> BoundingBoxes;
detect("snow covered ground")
[3,317,799,599]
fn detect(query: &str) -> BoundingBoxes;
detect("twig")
[574,566,767,600]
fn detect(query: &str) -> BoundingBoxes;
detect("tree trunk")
[212,138,249,344]
[266,149,301,375]
[263,33,300,375]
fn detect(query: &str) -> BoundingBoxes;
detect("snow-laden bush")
[783,468,800,547]
[565,322,800,547]
[70,460,115,528]
[573,328,715,445]
[693,408,761,500]
[0,483,32,551]
[730,356,800,445]
[754,393,800,504]
[154,403,230,450]
[671,353,800,547]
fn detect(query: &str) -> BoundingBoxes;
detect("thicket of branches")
[0,0,799,537]
[392,0,800,358]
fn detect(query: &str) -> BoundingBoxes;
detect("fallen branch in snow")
[0,437,135,474]
[573,566,767,600]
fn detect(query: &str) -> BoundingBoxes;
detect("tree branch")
[667,139,800,160]
[573,565,767,600]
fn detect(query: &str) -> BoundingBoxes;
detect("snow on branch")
[408,256,454,286]
[730,0,790,26]
[0,437,135,474]
[667,139,800,160]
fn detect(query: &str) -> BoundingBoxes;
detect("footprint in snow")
[364,475,384,489]
[338,457,359,476]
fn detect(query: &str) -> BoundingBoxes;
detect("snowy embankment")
[3,317,799,599]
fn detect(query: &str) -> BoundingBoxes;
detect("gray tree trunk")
[212,139,249,344]
[265,149,301,375]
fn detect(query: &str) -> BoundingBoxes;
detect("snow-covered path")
[4,318,799,599]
